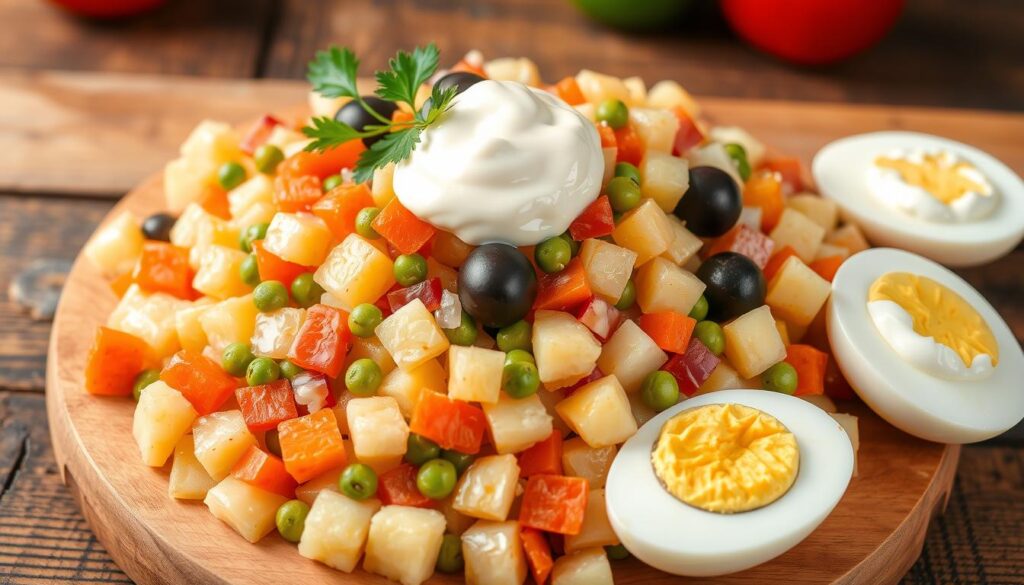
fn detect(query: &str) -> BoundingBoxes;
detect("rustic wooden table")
[0,0,1021,584]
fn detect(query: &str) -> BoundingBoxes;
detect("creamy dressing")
[392,80,604,246]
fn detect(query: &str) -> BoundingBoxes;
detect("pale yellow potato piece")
[532,311,601,388]
[802,394,838,413]
[298,490,381,572]
[647,80,701,118]
[555,375,637,448]
[169,203,226,249]
[775,319,791,346]
[83,211,143,277]
[815,243,850,261]
[371,163,397,207]
[708,126,766,167]
[375,299,450,371]
[439,496,476,536]
[164,156,215,215]
[641,151,689,212]
[133,381,197,467]
[364,506,447,585]
[622,76,647,106]
[766,256,832,327]
[561,438,616,489]
[697,361,747,394]
[229,201,276,232]
[787,194,838,231]
[250,307,305,359]
[462,520,528,585]
[564,489,619,553]
[453,454,521,521]
[192,410,257,481]
[551,548,614,585]
[295,467,344,506]
[723,305,787,378]
[629,107,678,154]
[108,284,189,359]
[662,215,703,265]
[579,238,637,303]
[485,57,541,86]
[174,297,214,353]
[168,434,217,500]
[635,256,706,315]
[826,223,870,255]
[192,245,250,300]
[263,212,332,267]
[596,320,667,393]
[199,294,258,353]
[448,345,505,405]
[612,199,674,266]
[347,397,409,466]
[204,477,287,544]
[315,234,396,311]
[346,336,398,377]
[769,208,826,263]
[377,357,445,419]
[227,174,274,219]
[483,394,553,455]
[574,69,630,105]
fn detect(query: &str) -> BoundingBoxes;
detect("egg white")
[829,248,1024,443]
[606,390,854,577]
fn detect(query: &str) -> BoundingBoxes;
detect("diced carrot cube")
[517,431,563,478]
[809,255,844,283]
[743,171,785,232]
[110,270,134,298]
[371,198,436,255]
[288,304,350,378]
[278,408,347,483]
[391,109,415,128]
[704,224,775,269]
[312,182,375,240]
[231,445,298,498]
[160,349,239,415]
[278,140,365,180]
[199,184,231,220]
[534,257,592,312]
[785,344,828,396]
[235,379,298,433]
[519,475,589,535]
[614,125,645,166]
[84,327,152,396]
[638,311,697,354]
[672,106,705,155]
[378,463,435,508]
[273,174,323,213]
[568,195,614,241]
[450,59,487,78]
[760,157,807,194]
[521,527,555,585]
[554,77,586,106]
[409,391,487,455]
[132,242,193,299]
[763,245,798,282]
[252,240,313,289]
[596,124,616,149]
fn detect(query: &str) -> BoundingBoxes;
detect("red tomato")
[48,0,165,18]
[721,0,905,65]
[568,195,614,241]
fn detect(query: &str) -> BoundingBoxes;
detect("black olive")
[458,243,538,329]
[696,252,766,322]
[334,97,398,147]
[673,166,742,237]
[434,71,485,96]
[141,212,176,242]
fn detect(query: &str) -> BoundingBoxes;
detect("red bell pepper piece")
[278,408,348,483]
[521,527,555,585]
[371,198,436,255]
[534,257,592,312]
[553,77,585,106]
[235,379,298,432]
[662,338,721,396]
[240,114,284,155]
[252,240,314,289]
[563,367,603,396]
[273,174,323,213]
[575,297,621,341]
[517,431,563,478]
[312,183,375,240]
[160,349,239,415]
[378,464,436,508]
[704,224,775,269]
[288,304,350,378]
[809,255,844,283]
[596,124,616,149]
[613,125,644,166]
[387,277,443,313]
[409,391,487,454]
[568,195,614,241]
[231,445,298,498]
[278,140,365,180]
[131,241,194,299]
[84,327,152,396]
[519,475,589,535]
[786,344,829,396]
[672,106,706,155]
[638,311,697,354]
[763,245,798,282]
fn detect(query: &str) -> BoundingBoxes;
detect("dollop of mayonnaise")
[392,80,604,246]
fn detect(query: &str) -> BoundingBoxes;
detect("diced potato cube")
[612,199,674,265]
[347,336,398,377]
[484,57,541,86]
[826,223,870,255]
[192,410,257,481]
[483,394,553,454]
[622,76,647,105]
[309,92,350,119]
[364,506,447,585]
[815,243,850,261]
[647,80,701,118]
[723,306,787,378]
[640,151,689,212]
[564,489,619,552]
[551,548,614,585]
[462,520,528,585]
[579,239,637,302]
[697,361,747,394]
[180,119,241,164]
[227,174,274,219]
[174,297,214,353]
[315,234,396,311]
[169,434,217,500]
[765,256,831,327]
[229,201,276,232]
[295,467,344,506]
[170,203,234,250]
[376,299,450,371]
[347,397,408,467]
[263,212,332,267]
[769,208,825,263]
[299,490,382,572]
[574,70,629,105]
[662,215,703,265]
[453,454,521,521]
[555,376,637,448]
[537,387,572,437]
[133,381,197,467]
[561,438,616,489]
[199,294,258,352]
[84,211,144,277]
[448,345,505,404]
[204,476,287,543]
[532,311,601,388]
[264,125,309,153]
[775,319,791,346]
[629,391,658,428]
[830,412,860,475]
[377,357,445,418]
[371,163,397,207]
[708,126,766,166]
[427,257,459,292]
[635,256,706,315]
[108,284,189,358]
[439,496,476,536]
[787,194,838,231]
[629,108,678,154]
[250,307,306,359]
[192,245,250,300]
[432,231,475,268]
[596,320,667,393]
[164,157,215,214]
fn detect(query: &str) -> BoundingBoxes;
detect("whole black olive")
[673,166,742,237]
[335,97,398,146]
[696,252,766,321]
[434,71,485,96]
[141,212,176,242]
[458,243,538,329]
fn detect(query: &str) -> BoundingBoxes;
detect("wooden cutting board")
[46,94,986,585]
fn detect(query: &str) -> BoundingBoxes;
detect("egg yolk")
[874,151,988,205]
[869,272,999,367]
[651,403,799,514]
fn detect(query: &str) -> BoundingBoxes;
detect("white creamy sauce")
[392,80,604,246]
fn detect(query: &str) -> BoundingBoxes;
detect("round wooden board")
[47,127,959,585]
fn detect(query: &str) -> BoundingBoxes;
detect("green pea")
[763,362,798,395]
[416,459,457,500]
[222,342,256,377]
[504,349,536,367]
[615,279,636,310]
[694,321,725,356]
[246,357,280,386]
[253,280,289,312]
[239,222,269,253]
[559,231,580,257]
[349,303,384,338]
[406,434,441,466]
[724,143,752,181]
[606,544,631,560]
[641,371,680,412]
[496,320,532,353]
[265,429,283,457]
[345,358,382,396]
[535,236,572,274]
[441,450,475,476]
[614,162,641,184]
[688,295,709,321]
[132,369,160,402]
[355,207,381,239]
[339,463,378,501]
[291,272,324,308]
[254,144,284,174]
[393,253,428,287]
[443,312,478,347]
[596,98,629,129]
[436,533,465,574]
[503,360,540,399]
[240,254,261,287]
[607,176,642,213]
[323,174,343,191]
[275,499,310,543]
[217,161,246,190]
[278,359,304,381]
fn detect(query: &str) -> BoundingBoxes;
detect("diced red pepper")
[568,195,615,241]
[638,311,697,354]
[517,431,563,478]
[786,344,828,396]
[372,198,437,255]
[521,527,555,585]
[279,140,365,180]
[661,338,721,396]
[84,327,152,396]
[131,242,193,299]
[534,257,592,312]
[235,379,298,432]
[240,114,284,155]
[575,297,621,341]
[288,304,350,378]
[378,463,435,508]
[252,240,314,289]
[231,445,298,499]
[519,475,589,535]
[763,245,798,282]
[809,256,844,283]
[311,183,375,240]
[563,367,603,396]
[199,184,232,220]
[273,174,323,213]
[614,124,645,166]
[596,124,616,149]
[409,391,487,454]
[387,277,444,313]
[553,77,586,106]
[743,171,785,232]
[160,349,239,415]
[278,408,348,483]
[704,224,775,269]
[760,157,807,194]
[672,106,705,155]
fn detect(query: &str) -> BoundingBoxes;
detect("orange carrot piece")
[131,241,193,299]
[521,527,555,585]
[760,156,807,193]
[638,311,697,354]
[519,475,589,535]
[785,344,828,396]
[288,304,351,378]
[409,391,487,455]
[763,245,798,282]
[199,184,231,220]
[378,464,435,508]
[596,124,616,149]
[553,77,586,106]
[743,171,785,232]
[279,140,365,180]
[160,349,239,415]
[278,408,348,483]
[252,240,312,288]
[372,198,437,255]
[235,379,298,432]
[84,327,152,396]
[809,255,844,283]
[273,174,323,213]
[534,257,592,312]
[517,431,564,478]
[312,183,375,240]
[109,270,133,298]
[231,445,298,499]
[613,124,644,166]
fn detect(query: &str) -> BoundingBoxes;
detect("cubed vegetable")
[235,379,298,432]
[462,520,529,585]
[809,255,844,283]
[251,307,306,359]
[132,381,197,467]
[174,298,214,353]
[160,349,239,415]
[521,527,554,585]
[555,375,637,448]
[826,223,870,255]
[765,256,831,327]
[85,327,152,396]
[671,106,706,155]
[564,489,619,552]
[168,434,216,500]
[204,476,287,543]
[410,391,488,454]
[377,357,445,418]
[314,234,396,310]
[575,297,622,341]
[192,245,249,300]
[517,430,563,477]
[448,345,506,405]
[199,294,258,352]
[534,258,593,312]
[192,410,257,481]
[388,278,444,313]
[131,242,193,299]
[108,284,189,358]
[532,310,602,389]
[722,305,787,378]
[761,157,807,193]
[263,212,333,267]
[661,215,703,266]
[785,344,828,396]
[273,174,323,214]
[596,320,668,393]
[288,304,350,377]
[640,151,689,211]
[278,408,348,483]
[278,141,365,180]
[569,195,615,241]
[629,107,678,154]
[227,174,274,218]
[769,208,825,263]
[378,463,434,508]
[697,360,746,394]
[84,211,144,277]
[253,240,311,289]
[763,245,798,282]
[551,548,613,585]
[648,80,701,118]
[638,311,696,354]
[347,396,409,467]
[372,198,436,256]
[704,224,775,269]
[743,171,785,232]
[312,183,375,241]
[372,163,397,207]
[519,475,589,535]
[453,454,521,521]
[579,238,637,302]
[484,394,554,455]
[634,256,706,315]
[787,194,838,231]
[298,490,381,572]
[347,335,398,377]
[575,70,629,105]
[611,199,673,265]
[561,438,616,489]
[364,505,447,585]
[375,298,450,371]
[230,445,297,498]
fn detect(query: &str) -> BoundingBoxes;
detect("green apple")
[572,0,693,30]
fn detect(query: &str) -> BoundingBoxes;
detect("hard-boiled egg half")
[606,390,854,577]
[813,131,1024,267]
[829,248,1024,443]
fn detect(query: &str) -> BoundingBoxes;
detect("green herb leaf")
[308,46,360,99]
[374,44,440,108]
[421,84,458,125]
[352,127,424,184]
[302,116,381,152]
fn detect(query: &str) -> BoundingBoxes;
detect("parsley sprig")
[303,44,457,183]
